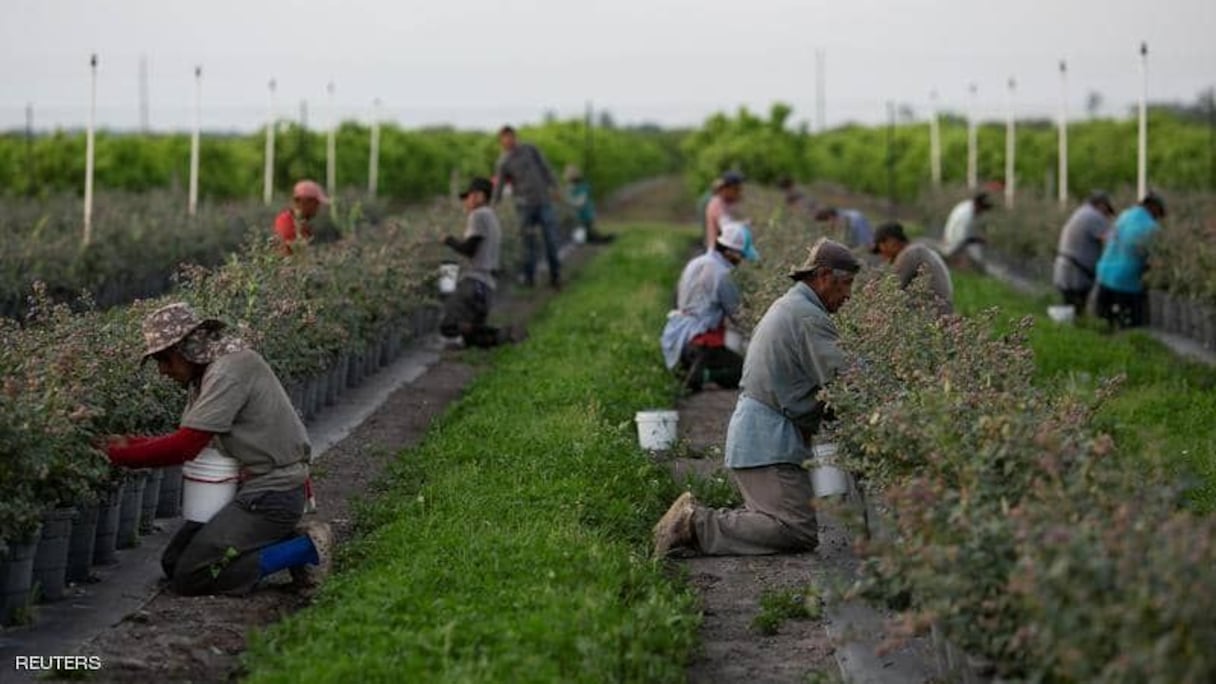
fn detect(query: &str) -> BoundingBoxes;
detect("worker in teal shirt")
[1094,193,1166,329]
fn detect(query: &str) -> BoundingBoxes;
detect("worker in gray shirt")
[492,125,562,289]
[1052,191,1115,313]
[872,222,954,315]
[653,238,860,557]
[441,177,520,347]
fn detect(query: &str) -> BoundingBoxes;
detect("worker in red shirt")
[274,180,328,253]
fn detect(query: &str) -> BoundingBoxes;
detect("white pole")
[1005,77,1016,208]
[326,81,336,199]
[929,89,942,188]
[368,98,381,198]
[263,78,276,206]
[1058,60,1069,205]
[188,65,201,217]
[967,82,978,190]
[1137,42,1148,199]
[83,54,97,246]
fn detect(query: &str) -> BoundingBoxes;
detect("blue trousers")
[516,202,561,285]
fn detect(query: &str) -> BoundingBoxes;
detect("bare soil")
[670,388,840,684]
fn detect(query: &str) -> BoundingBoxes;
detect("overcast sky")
[2,0,1213,133]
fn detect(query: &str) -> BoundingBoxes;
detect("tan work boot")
[289,519,333,596]
[652,492,697,558]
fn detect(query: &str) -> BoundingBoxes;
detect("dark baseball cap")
[459,177,494,199]
[1087,190,1113,210]
[720,170,745,187]
[1142,191,1167,216]
[973,191,994,210]
[870,222,909,253]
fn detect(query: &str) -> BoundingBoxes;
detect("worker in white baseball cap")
[661,220,759,392]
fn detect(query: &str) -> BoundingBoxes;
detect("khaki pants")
[692,463,818,555]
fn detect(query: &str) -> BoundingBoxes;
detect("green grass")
[954,273,1216,509]
[750,586,822,636]
[243,226,700,683]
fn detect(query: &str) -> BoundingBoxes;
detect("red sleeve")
[107,427,215,468]
[274,210,296,242]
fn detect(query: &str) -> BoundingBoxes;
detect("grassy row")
[953,273,1216,509]
[243,225,700,683]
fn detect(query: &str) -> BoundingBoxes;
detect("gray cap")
[788,238,861,279]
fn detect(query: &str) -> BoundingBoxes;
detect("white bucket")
[181,448,240,523]
[724,329,748,355]
[810,442,849,498]
[573,226,588,244]
[1047,304,1076,324]
[635,410,679,451]
[437,263,459,295]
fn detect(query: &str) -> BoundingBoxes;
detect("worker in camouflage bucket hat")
[104,302,332,597]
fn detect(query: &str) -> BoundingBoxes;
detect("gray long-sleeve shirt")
[724,282,844,469]
[492,143,556,207]
[1053,203,1110,291]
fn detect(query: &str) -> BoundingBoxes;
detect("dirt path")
[43,249,595,684]
[667,388,839,684]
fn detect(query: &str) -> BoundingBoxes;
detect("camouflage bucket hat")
[141,302,226,363]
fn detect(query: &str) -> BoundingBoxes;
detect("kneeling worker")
[105,303,330,596]
[654,239,860,556]
[440,177,520,347]
[661,220,759,392]
[872,222,954,315]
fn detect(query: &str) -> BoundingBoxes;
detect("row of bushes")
[0,203,460,551]
[682,103,1216,201]
[0,119,682,203]
[732,190,1216,681]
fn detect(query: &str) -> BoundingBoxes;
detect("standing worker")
[440,177,520,348]
[1094,193,1167,329]
[653,239,860,557]
[815,206,875,251]
[493,126,562,289]
[872,222,954,315]
[941,191,994,267]
[564,165,613,244]
[1052,191,1116,314]
[104,303,331,596]
[273,180,328,254]
[704,171,744,250]
[661,221,759,392]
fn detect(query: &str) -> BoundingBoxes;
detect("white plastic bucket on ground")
[725,329,748,355]
[573,226,588,244]
[635,410,679,451]
[437,263,459,295]
[1047,304,1076,324]
[810,442,849,498]
[182,448,240,523]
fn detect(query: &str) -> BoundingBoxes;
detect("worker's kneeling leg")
[169,488,304,596]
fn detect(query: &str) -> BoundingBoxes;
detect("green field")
[244,226,700,683]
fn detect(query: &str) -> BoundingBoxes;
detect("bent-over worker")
[104,303,331,596]
[872,222,954,315]
[661,221,759,392]
[654,238,860,557]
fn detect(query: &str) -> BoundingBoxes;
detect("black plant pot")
[1,525,42,625]
[139,469,163,535]
[93,483,124,565]
[116,474,146,550]
[31,507,75,602]
[158,466,183,518]
[66,502,100,583]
